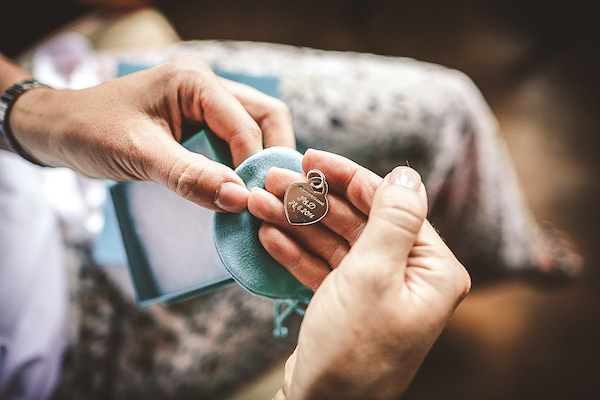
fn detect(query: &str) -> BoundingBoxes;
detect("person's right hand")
[248,150,471,399]
[9,55,295,212]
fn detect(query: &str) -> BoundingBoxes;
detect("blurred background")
[3,0,599,398]
[134,1,600,398]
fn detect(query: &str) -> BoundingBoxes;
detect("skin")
[2,48,469,398]
[248,150,471,399]
[1,54,295,213]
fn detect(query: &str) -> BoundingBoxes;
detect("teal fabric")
[213,146,309,299]
[109,133,234,307]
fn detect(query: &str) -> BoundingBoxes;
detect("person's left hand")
[10,56,295,212]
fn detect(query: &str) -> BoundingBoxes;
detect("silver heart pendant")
[284,169,329,226]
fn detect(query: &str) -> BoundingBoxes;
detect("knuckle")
[247,124,263,141]
[284,251,304,276]
[341,214,367,243]
[164,56,213,84]
[377,206,422,238]
[304,275,324,291]
[284,251,325,290]
[169,159,209,203]
[230,124,262,145]
[318,240,344,264]
[270,98,292,118]
[375,190,425,235]
[173,55,211,71]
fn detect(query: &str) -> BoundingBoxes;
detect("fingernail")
[215,182,249,213]
[386,166,422,191]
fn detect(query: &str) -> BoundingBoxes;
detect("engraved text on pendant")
[284,182,328,225]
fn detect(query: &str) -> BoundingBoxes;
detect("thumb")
[150,142,249,213]
[349,166,428,275]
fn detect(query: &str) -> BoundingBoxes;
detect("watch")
[0,79,50,166]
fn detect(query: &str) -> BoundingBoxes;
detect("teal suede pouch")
[212,146,308,299]
[210,142,314,337]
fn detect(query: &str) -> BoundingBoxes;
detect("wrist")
[0,80,52,166]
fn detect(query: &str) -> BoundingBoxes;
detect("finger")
[168,58,264,166]
[145,136,249,213]
[265,167,367,244]
[412,220,471,303]
[219,78,296,149]
[259,224,331,291]
[385,165,429,215]
[302,149,382,215]
[348,167,427,277]
[197,81,264,166]
[248,187,350,268]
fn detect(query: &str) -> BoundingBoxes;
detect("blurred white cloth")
[0,33,113,400]
[0,152,68,400]
[31,32,113,244]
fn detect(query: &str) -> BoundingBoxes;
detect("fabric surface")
[214,146,307,299]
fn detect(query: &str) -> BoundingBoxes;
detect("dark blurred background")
[3,0,599,398]
[149,2,600,398]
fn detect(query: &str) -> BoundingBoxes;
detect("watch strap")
[0,79,50,166]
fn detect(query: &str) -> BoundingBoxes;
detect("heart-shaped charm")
[284,169,329,225]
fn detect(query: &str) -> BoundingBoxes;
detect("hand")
[9,55,295,212]
[249,149,470,399]
[247,149,385,290]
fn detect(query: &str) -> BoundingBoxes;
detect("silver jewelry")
[284,169,329,225]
